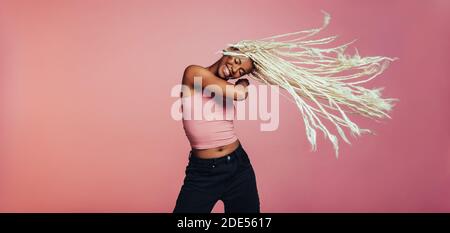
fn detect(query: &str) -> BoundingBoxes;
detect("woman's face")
[218,55,254,80]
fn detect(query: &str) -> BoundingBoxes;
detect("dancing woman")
[173,11,398,213]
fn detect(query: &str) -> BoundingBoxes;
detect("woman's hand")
[234,78,249,100]
[235,78,249,87]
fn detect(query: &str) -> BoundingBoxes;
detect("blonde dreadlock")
[218,10,399,158]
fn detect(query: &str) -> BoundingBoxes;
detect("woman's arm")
[182,65,248,101]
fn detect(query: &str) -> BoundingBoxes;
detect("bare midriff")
[191,139,240,159]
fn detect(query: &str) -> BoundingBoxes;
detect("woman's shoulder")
[183,64,210,76]
[182,64,214,85]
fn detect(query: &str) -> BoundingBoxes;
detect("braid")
[218,10,399,158]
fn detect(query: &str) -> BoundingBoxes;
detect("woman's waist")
[182,117,239,158]
[190,139,241,159]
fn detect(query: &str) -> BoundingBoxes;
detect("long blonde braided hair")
[219,10,399,158]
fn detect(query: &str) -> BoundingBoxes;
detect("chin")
[219,67,227,79]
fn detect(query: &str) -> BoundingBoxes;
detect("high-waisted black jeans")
[173,143,260,213]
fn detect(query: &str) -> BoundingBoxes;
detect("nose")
[231,65,238,76]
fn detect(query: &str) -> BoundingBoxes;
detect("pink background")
[1,0,449,212]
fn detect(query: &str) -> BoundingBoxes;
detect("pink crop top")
[181,91,238,149]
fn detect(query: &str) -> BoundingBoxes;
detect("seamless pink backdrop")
[1,0,449,212]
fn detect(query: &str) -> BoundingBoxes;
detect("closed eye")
[239,69,245,76]
[234,58,245,76]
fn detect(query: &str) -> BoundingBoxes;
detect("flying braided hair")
[218,10,399,158]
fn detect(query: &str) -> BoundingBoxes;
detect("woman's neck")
[206,60,221,77]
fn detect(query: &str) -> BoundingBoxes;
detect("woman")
[173,11,397,213]
[173,48,259,213]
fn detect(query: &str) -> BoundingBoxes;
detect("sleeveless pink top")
[181,91,238,149]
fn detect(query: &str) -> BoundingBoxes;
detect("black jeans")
[173,143,260,213]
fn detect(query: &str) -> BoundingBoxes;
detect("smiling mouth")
[224,65,231,77]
